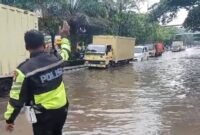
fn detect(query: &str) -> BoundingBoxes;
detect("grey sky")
[140,0,188,25]
[148,0,160,6]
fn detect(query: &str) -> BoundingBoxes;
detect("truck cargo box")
[93,35,135,63]
[0,4,38,96]
[0,4,38,77]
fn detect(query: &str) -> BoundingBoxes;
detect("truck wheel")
[126,60,130,64]
[0,78,12,97]
[155,53,159,57]
[110,61,116,67]
[105,64,109,68]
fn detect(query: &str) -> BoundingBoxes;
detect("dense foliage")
[150,0,200,31]
[1,0,176,46]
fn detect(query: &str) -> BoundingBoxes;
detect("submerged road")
[1,47,200,135]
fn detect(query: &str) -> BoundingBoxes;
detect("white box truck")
[0,4,38,96]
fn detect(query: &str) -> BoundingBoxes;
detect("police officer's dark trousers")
[32,106,68,135]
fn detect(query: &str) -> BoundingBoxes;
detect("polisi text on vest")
[40,68,63,83]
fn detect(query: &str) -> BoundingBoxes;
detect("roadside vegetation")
[1,0,177,46]
[150,0,200,31]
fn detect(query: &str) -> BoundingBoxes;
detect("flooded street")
[1,0,199,134]
[1,48,200,135]
[63,48,200,135]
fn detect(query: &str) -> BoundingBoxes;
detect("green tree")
[3,0,109,45]
[103,0,144,36]
[1,0,176,46]
[150,0,200,31]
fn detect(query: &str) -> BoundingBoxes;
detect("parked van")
[134,46,149,61]
[146,44,156,57]
[171,41,185,52]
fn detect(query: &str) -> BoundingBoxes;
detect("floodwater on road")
[63,47,200,135]
[1,47,200,135]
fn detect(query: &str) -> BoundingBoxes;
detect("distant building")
[175,29,200,46]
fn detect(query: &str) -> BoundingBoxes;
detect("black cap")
[24,30,44,50]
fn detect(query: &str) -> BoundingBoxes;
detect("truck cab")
[84,44,112,68]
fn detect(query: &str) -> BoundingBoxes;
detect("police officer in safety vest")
[4,21,71,135]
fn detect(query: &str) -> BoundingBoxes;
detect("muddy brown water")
[1,47,200,135]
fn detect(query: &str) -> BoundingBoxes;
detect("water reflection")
[62,48,200,135]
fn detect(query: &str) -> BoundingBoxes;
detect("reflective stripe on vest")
[34,82,67,109]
